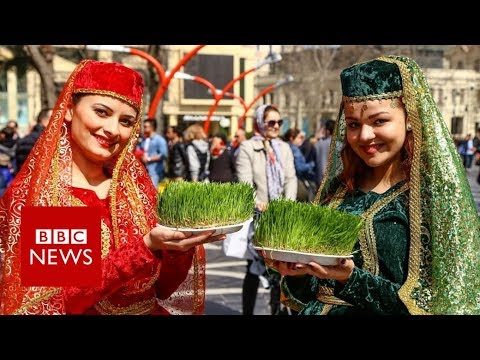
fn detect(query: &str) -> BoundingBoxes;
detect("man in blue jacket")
[138,118,168,189]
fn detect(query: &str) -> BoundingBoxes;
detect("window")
[184,54,234,99]
[457,61,464,69]
[451,116,463,134]
[475,59,480,72]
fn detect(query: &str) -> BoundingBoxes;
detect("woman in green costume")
[269,55,480,315]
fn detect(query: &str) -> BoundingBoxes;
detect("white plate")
[157,218,252,236]
[253,246,353,266]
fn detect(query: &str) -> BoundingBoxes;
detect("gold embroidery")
[14,289,63,315]
[94,297,156,315]
[312,182,410,314]
[193,248,201,314]
[328,187,347,209]
[320,304,334,315]
[74,89,140,113]
[332,183,409,275]
[110,100,143,249]
[342,90,403,103]
[280,277,306,313]
[316,286,353,306]
[71,195,110,258]
[125,176,149,235]
[100,221,111,259]
[378,57,426,315]
[124,264,161,295]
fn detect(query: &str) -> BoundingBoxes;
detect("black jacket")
[15,124,45,174]
[167,142,189,179]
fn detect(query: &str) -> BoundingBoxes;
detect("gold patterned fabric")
[314,55,480,314]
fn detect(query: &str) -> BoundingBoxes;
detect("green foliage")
[158,181,255,228]
[254,199,363,255]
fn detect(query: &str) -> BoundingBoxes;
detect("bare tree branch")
[25,45,56,108]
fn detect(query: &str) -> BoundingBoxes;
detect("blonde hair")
[184,124,206,141]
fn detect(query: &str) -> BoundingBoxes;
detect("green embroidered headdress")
[341,59,403,100]
[315,55,480,314]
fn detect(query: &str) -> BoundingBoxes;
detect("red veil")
[0,60,206,314]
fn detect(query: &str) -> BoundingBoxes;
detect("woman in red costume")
[0,60,224,315]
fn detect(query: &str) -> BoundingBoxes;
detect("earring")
[406,123,412,131]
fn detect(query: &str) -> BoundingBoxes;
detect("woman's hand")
[255,201,268,212]
[144,227,226,252]
[265,259,310,277]
[265,258,355,283]
[306,259,354,284]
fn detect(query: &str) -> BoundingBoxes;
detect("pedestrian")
[137,118,168,189]
[236,104,297,315]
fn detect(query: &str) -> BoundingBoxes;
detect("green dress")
[281,180,412,315]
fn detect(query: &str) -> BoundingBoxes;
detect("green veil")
[314,55,480,314]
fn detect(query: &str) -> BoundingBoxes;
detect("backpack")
[187,143,208,181]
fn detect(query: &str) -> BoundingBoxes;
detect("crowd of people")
[1,55,479,315]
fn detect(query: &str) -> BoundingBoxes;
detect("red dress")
[64,187,194,315]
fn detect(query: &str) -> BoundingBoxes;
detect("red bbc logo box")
[21,206,102,287]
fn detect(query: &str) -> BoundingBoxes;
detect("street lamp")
[85,45,205,118]
[202,52,282,134]
[237,75,294,129]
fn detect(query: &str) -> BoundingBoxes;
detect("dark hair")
[261,105,280,121]
[283,128,300,142]
[144,118,157,131]
[1,126,15,139]
[171,126,184,138]
[324,120,335,135]
[37,108,53,123]
[214,133,227,144]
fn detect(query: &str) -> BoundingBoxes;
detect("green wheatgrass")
[157,181,255,228]
[254,199,363,256]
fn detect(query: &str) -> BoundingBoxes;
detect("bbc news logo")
[31,229,92,266]
[21,207,101,287]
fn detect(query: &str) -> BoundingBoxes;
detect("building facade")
[1,45,260,139]
[255,45,480,139]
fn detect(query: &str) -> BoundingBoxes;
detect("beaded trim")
[74,88,140,112]
[94,297,156,315]
[343,90,403,103]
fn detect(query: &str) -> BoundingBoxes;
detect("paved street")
[204,242,270,315]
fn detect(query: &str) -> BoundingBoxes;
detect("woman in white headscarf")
[235,104,297,315]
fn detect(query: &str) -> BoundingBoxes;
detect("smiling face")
[65,94,137,165]
[264,108,282,139]
[344,98,407,171]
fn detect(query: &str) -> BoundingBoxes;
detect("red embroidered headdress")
[73,60,144,112]
[0,60,206,315]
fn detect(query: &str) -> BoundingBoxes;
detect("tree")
[274,45,386,133]
[24,45,56,108]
